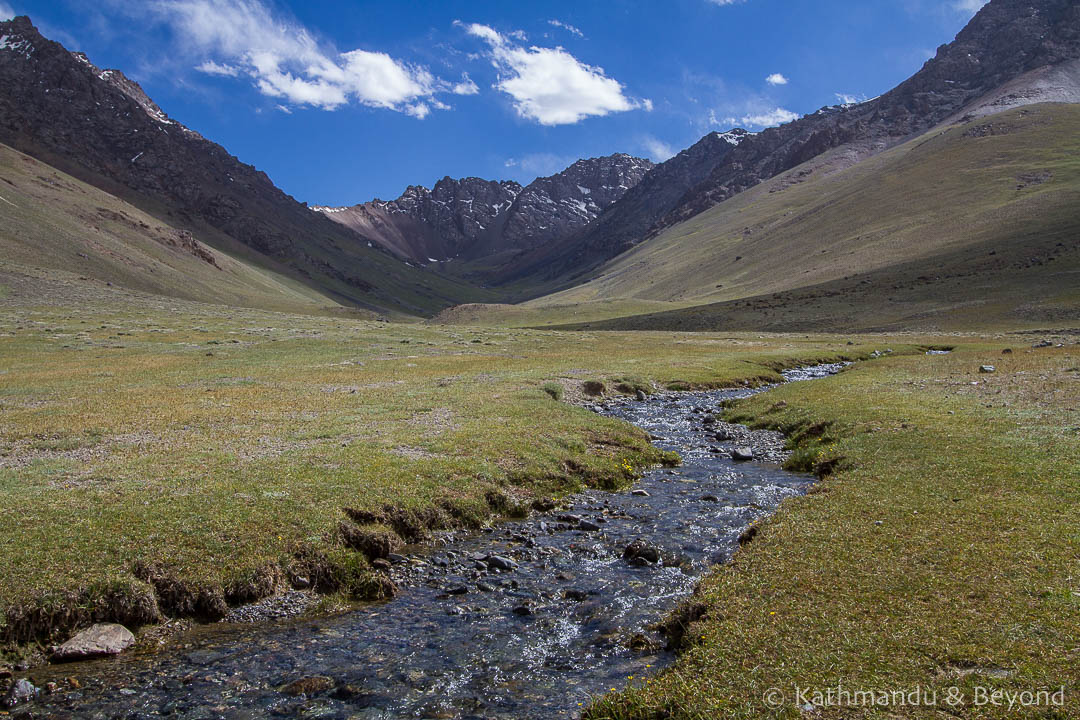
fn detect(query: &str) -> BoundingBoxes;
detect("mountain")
[535,103,1080,333]
[489,131,751,288]
[654,0,1080,232]
[314,154,654,284]
[0,15,492,317]
[511,0,1080,293]
[315,177,523,265]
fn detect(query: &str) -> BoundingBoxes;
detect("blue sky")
[3,0,987,206]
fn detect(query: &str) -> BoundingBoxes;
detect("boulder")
[52,623,135,663]
[731,447,755,461]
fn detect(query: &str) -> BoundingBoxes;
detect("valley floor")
[0,268,863,653]
[1,270,1076,720]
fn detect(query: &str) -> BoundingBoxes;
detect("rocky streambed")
[10,364,845,719]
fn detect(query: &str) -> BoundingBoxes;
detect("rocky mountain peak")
[316,153,653,269]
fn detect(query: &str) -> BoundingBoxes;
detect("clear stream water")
[17,364,844,720]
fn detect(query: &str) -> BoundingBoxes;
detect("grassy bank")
[0,279,882,657]
[587,343,1079,718]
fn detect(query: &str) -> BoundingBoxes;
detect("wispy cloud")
[740,107,798,128]
[548,19,584,38]
[683,70,797,132]
[953,0,988,15]
[641,136,676,162]
[835,92,868,105]
[451,72,479,95]
[461,22,646,126]
[503,152,577,178]
[765,73,788,86]
[148,0,444,116]
[706,0,745,5]
[195,60,240,77]
[0,2,15,21]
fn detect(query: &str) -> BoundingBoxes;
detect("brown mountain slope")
[0,16,492,317]
[500,0,1080,297]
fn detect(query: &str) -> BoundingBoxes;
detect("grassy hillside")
[0,144,338,314]
[539,104,1080,332]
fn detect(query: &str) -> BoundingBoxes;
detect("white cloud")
[708,110,738,127]
[462,22,645,126]
[835,93,867,105]
[405,102,430,119]
[641,136,676,162]
[152,0,441,115]
[706,0,744,5]
[505,152,577,178]
[740,107,798,128]
[548,19,583,38]
[765,73,788,86]
[0,3,15,21]
[953,0,988,14]
[195,60,240,77]
[452,72,479,95]
[274,104,291,114]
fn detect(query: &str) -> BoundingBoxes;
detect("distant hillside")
[0,143,343,312]
[0,16,493,317]
[541,104,1080,332]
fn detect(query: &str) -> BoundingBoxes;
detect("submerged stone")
[280,676,335,696]
[2,678,38,708]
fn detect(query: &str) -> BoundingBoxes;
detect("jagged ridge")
[316,154,654,277]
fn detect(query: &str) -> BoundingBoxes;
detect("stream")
[14,364,844,720]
